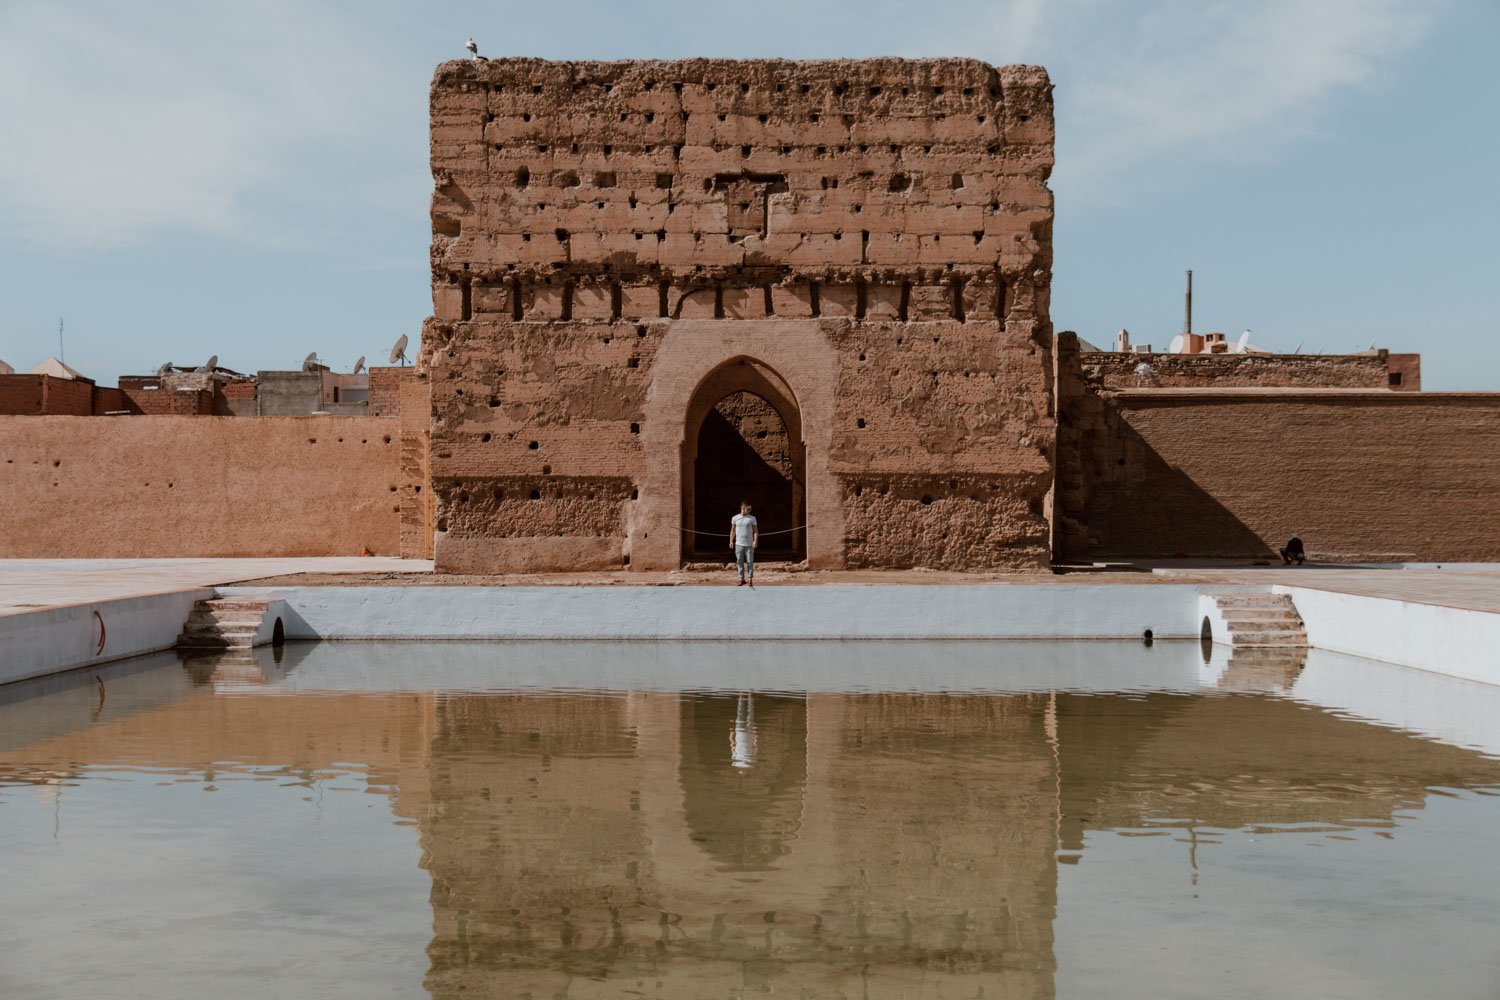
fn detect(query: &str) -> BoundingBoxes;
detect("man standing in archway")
[731,501,759,588]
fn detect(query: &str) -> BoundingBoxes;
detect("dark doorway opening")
[682,362,805,563]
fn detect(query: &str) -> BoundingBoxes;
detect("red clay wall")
[119,384,213,415]
[397,372,435,559]
[368,366,409,418]
[1057,390,1500,562]
[0,375,46,415]
[0,375,96,415]
[1,416,405,557]
[91,386,137,415]
[1073,350,1391,390]
[426,57,1056,573]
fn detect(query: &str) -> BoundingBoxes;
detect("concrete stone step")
[185,614,264,628]
[182,620,261,638]
[176,634,255,649]
[1220,605,1299,617]
[201,600,270,612]
[1200,593,1284,611]
[1208,593,1308,649]
[1212,595,1295,609]
[1227,630,1308,647]
[177,596,271,653]
[1224,617,1303,631]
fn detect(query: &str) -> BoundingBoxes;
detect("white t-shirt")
[731,513,758,547]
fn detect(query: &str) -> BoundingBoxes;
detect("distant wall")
[91,386,134,415]
[0,375,46,414]
[1,416,405,557]
[1069,348,1392,391]
[397,371,434,558]
[1057,390,1500,562]
[121,385,213,415]
[368,366,406,418]
[254,371,323,416]
[0,375,95,415]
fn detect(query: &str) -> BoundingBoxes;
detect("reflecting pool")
[2,640,1498,999]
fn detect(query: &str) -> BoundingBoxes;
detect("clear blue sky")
[1,0,1496,388]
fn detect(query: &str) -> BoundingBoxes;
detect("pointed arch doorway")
[682,359,806,563]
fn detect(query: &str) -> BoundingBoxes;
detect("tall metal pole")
[1183,270,1192,335]
[58,317,65,363]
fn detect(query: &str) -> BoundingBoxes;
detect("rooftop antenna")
[1183,270,1192,336]
[352,355,366,375]
[58,317,65,364]
[389,334,410,367]
[194,354,218,373]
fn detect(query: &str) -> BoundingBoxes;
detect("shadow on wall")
[692,403,798,560]
[1067,407,1270,560]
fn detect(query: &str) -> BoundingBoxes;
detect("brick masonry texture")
[425,57,1056,572]
[0,375,95,416]
[368,366,406,418]
[1053,383,1500,562]
[0,417,404,557]
[1049,333,1477,560]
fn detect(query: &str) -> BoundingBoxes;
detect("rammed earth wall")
[1,416,405,557]
[424,57,1057,572]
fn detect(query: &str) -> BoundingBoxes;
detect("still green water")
[1,640,1498,999]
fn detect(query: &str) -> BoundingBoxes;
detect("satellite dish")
[389,334,410,366]
[1168,334,1185,354]
[302,351,321,372]
[157,361,174,376]
[1232,331,1251,354]
[352,356,366,375]
[195,354,218,373]
[1292,342,1303,355]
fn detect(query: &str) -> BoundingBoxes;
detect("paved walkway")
[0,558,428,617]
[1154,565,1500,614]
[5,558,1500,617]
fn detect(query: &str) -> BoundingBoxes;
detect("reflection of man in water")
[731,693,756,769]
[730,501,758,587]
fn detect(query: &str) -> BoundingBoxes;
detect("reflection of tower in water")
[730,691,756,769]
[9,663,1500,1000]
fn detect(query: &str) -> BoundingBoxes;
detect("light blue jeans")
[735,544,755,579]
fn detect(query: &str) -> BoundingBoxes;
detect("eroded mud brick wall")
[425,58,1055,572]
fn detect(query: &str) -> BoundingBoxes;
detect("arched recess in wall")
[680,357,806,563]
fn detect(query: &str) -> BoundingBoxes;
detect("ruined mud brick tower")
[424,58,1055,573]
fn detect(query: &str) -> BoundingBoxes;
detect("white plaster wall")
[217,584,1205,641]
[0,589,211,685]
[1280,585,1500,686]
[251,636,1208,693]
[251,599,289,646]
[1197,593,1239,646]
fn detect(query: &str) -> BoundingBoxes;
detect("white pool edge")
[1275,585,1500,686]
[6,582,1498,688]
